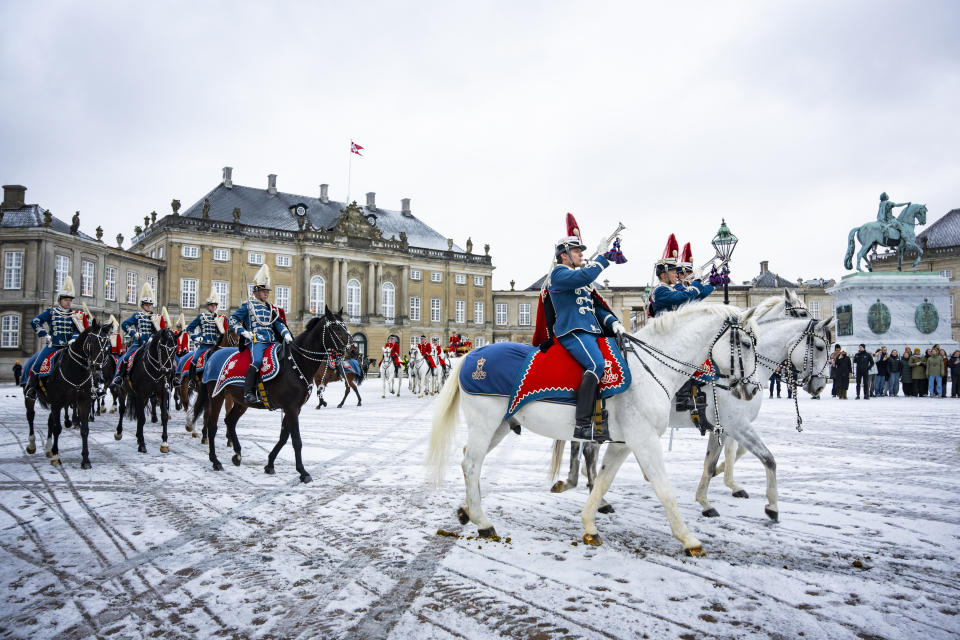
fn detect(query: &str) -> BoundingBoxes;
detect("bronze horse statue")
[844,203,927,272]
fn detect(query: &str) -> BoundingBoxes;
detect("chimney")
[2,185,26,210]
[401,197,412,217]
[365,192,376,210]
[267,174,277,195]
[320,184,329,203]
[222,166,233,188]
[760,260,769,274]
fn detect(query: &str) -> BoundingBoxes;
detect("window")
[518,303,531,326]
[105,266,117,301]
[213,248,230,262]
[4,251,23,289]
[381,282,395,322]
[247,283,255,299]
[474,276,484,287]
[495,303,507,326]
[352,333,367,363]
[346,278,361,319]
[410,336,418,349]
[474,301,484,324]
[126,271,138,304]
[475,336,487,347]
[409,296,421,322]
[1,315,19,348]
[309,275,325,315]
[181,278,198,309]
[940,269,953,279]
[430,298,441,323]
[55,254,70,293]
[455,274,467,285]
[276,254,291,268]
[810,300,821,319]
[181,245,199,259]
[81,260,94,297]
[213,280,229,308]
[248,251,264,265]
[455,300,466,323]
[410,269,422,281]
[496,337,508,343]
[147,276,157,297]
[157,246,164,259]
[275,285,290,310]
[430,271,442,283]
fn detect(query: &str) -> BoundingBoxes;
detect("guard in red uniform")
[434,339,447,368]
[384,337,402,372]
[417,335,436,369]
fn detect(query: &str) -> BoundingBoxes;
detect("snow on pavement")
[0,383,958,639]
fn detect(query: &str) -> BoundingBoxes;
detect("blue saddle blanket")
[341,359,362,377]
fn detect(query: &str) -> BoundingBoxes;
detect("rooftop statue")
[844,192,927,272]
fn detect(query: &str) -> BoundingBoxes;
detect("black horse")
[192,306,351,482]
[116,328,178,454]
[26,321,112,468]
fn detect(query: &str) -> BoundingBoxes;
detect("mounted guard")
[650,235,702,317]
[533,213,627,442]
[383,335,402,374]
[111,282,164,390]
[185,286,226,383]
[174,313,190,356]
[22,276,85,398]
[417,335,436,370]
[671,241,716,428]
[228,264,292,405]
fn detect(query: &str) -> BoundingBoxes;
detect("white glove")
[594,243,607,259]
[283,333,293,344]
[133,332,141,341]
[44,335,52,347]
[240,330,254,341]
[68,338,76,345]
[611,321,626,336]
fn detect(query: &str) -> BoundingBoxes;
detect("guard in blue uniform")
[185,285,225,380]
[23,276,81,398]
[676,241,714,301]
[111,282,162,389]
[650,234,700,317]
[539,214,626,442]
[229,265,292,404]
[674,241,717,425]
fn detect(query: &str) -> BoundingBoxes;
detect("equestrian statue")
[844,192,927,272]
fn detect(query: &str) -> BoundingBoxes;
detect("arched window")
[352,332,367,363]
[381,282,395,323]
[309,275,325,315]
[346,278,361,320]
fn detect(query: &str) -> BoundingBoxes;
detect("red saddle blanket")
[36,350,62,376]
[206,345,282,397]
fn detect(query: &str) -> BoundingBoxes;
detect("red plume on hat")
[658,234,679,267]
[565,213,582,243]
[679,242,693,269]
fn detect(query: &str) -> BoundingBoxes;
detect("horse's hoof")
[381,395,385,398]
[582,533,602,546]
[598,504,615,514]
[137,445,147,453]
[26,445,36,455]
[109,408,115,413]
[264,465,275,475]
[185,425,193,432]
[550,481,565,493]
[478,526,498,539]
[300,473,312,483]
[232,454,242,466]
[732,490,749,499]
[212,461,223,471]
[50,457,61,467]
[81,460,91,470]
[201,437,208,445]
[160,444,169,453]
[114,433,122,441]
[702,508,720,518]
[765,507,779,522]
[192,432,198,438]
[456,507,469,524]
[45,449,52,458]
[151,417,157,424]
[684,546,706,557]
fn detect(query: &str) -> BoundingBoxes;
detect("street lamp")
[711,219,738,304]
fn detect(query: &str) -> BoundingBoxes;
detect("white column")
[367,261,376,316]
[375,263,383,315]
[331,258,340,311]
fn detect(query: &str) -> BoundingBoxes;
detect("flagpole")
[346,139,353,205]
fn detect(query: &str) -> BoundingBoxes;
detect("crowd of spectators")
[827,343,959,399]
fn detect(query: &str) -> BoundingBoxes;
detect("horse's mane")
[642,301,740,336]
[304,316,322,333]
[897,203,926,220]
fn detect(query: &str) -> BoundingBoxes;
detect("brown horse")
[177,329,239,440]
[314,343,365,408]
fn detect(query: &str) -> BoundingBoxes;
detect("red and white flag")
[350,140,364,156]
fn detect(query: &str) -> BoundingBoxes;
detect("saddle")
[35,349,63,378]
[203,344,283,397]
[460,339,631,419]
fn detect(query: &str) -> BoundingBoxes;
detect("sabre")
[587,221,627,262]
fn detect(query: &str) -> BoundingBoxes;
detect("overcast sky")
[2,1,958,290]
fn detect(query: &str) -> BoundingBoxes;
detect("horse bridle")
[142,332,178,384]
[58,329,111,389]
[288,318,352,389]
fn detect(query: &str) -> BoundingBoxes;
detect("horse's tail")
[426,356,466,487]
[843,227,857,271]
[549,440,566,483]
[191,379,209,428]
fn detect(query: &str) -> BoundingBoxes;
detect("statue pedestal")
[826,272,957,354]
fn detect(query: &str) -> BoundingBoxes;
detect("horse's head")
[755,292,834,397]
[301,305,352,358]
[77,320,112,369]
[709,307,760,401]
[899,203,927,226]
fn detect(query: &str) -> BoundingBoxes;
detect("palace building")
[126,168,495,362]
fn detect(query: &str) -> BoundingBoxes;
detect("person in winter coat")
[873,347,890,396]
[12,361,22,385]
[887,349,902,396]
[949,350,960,398]
[939,349,949,397]
[853,344,874,400]
[901,348,914,396]
[910,350,927,397]
[769,365,782,398]
[829,344,842,397]
[926,348,945,397]
[833,351,852,399]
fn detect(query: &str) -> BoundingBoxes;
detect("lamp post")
[711,219,738,305]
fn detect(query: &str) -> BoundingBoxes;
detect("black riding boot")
[188,362,198,389]
[243,365,260,405]
[573,371,608,442]
[109,362,126,393]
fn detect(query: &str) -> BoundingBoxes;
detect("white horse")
[428,303,759,556]
[380,347,401,398]
[408,347,436,398]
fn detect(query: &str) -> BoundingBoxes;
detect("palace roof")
[917,208,960,249]
[0,204,96,240]
[181,183,461,252]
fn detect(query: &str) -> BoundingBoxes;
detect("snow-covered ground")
[0,382,958,640]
